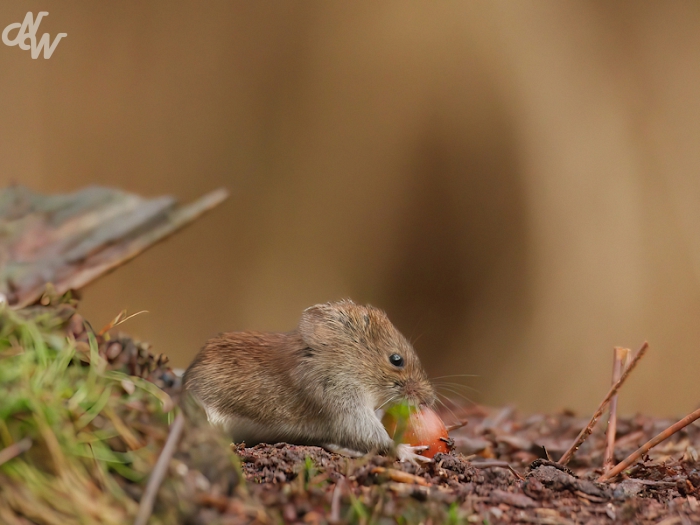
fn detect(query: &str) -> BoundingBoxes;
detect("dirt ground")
[181,402,700,524]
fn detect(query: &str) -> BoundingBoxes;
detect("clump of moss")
[0,302,241,525]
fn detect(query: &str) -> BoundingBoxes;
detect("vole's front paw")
[322,443,365,458]
[396,444,432,465]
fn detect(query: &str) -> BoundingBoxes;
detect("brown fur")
[183,300,435,454]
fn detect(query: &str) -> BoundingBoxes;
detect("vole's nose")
[403,379,435,406]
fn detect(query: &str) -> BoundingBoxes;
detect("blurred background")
[2,1,700,417]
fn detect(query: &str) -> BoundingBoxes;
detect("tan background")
[2,1,700,416]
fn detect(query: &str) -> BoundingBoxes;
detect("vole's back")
[184,331,306,428]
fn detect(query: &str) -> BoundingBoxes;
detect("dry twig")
[329,477,344,523]
[370,467,429,486]
[558,341,648,466]
[603,347,630,472]
[599,406,700,482]
[98,310,149,337]
[445,420,469,433]
[472,460,525,481]
[133,411,185,525]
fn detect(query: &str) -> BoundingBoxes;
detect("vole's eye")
[389,354,404,368]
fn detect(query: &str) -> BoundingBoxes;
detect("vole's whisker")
[376,395,398,412]
[431,374,479,380]
[433,381,479,394]
[435,386,475,405]
[407,312,428,344]
[435,393,460,425]
[409,331,426,347]
[441,386,474,403]
[436,391,462,411]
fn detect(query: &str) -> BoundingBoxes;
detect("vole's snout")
[401,378,437,408]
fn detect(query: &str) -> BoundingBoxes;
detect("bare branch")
[603,347,630,472]
[599,406,700,482]
[558,341,648,466]
[134,411,185,525]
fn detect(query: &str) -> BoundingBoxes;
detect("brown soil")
[183,404,700,524]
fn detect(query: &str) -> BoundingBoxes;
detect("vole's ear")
[299,303,341,348]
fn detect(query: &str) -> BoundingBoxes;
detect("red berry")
[383,405,450,458]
